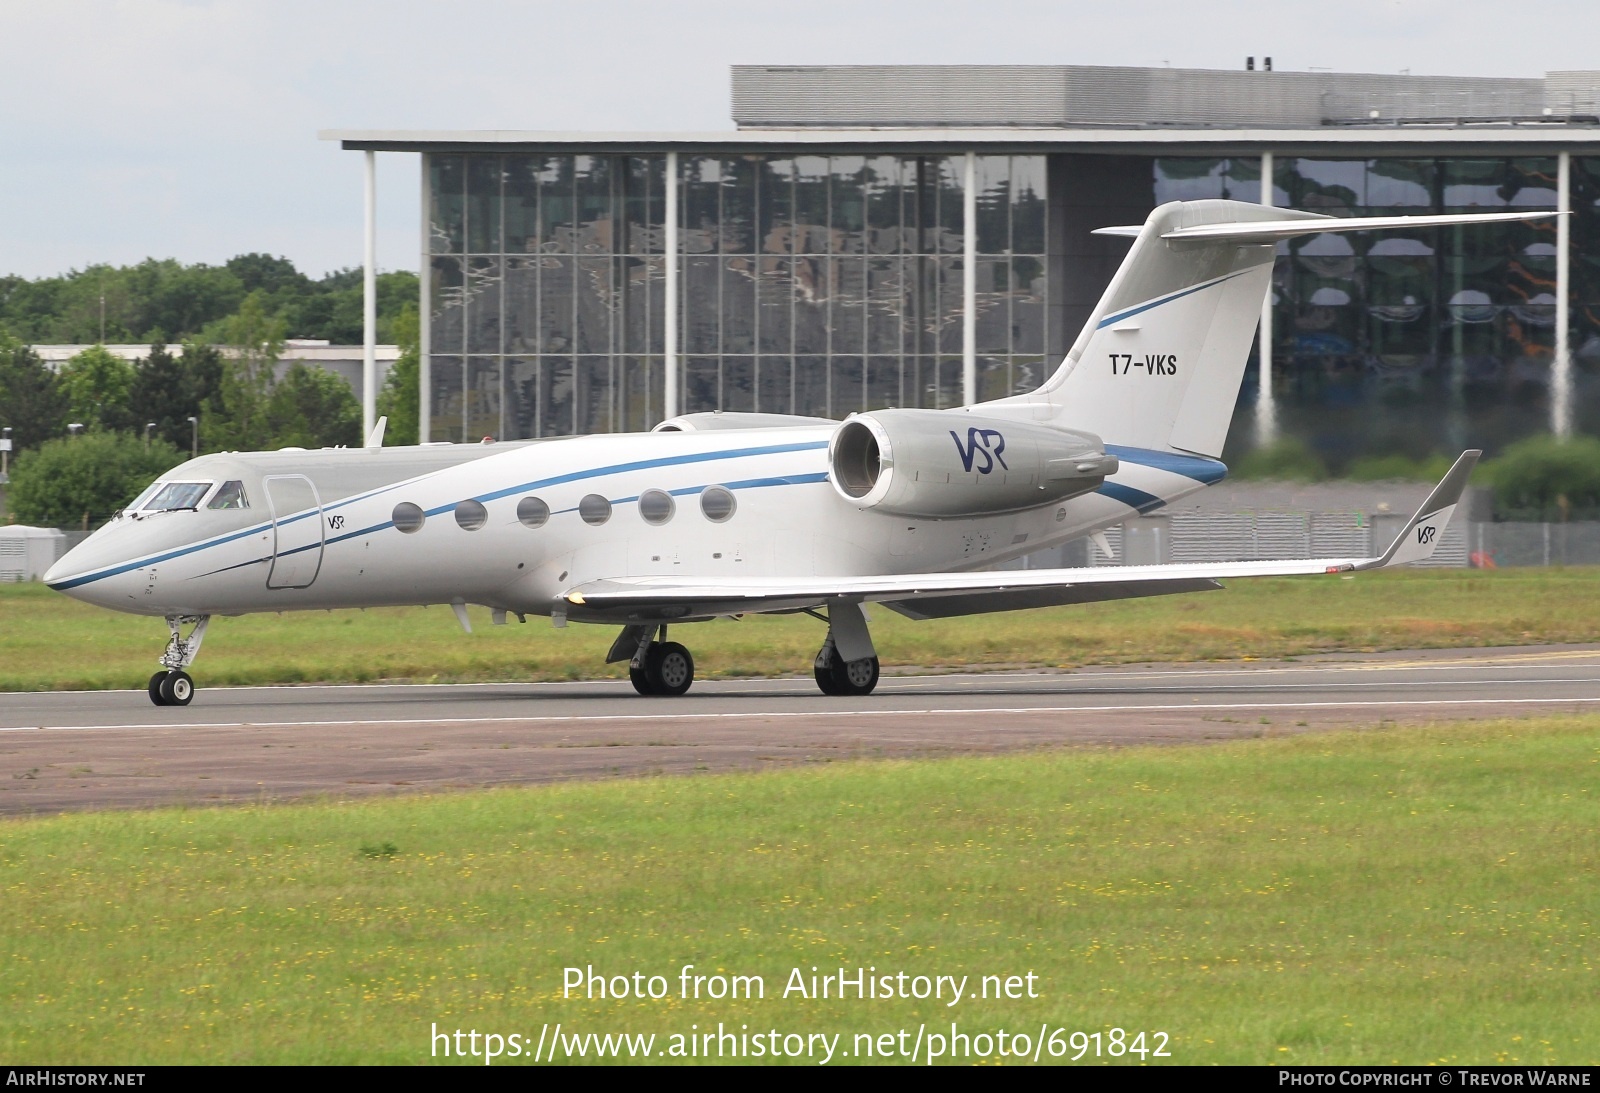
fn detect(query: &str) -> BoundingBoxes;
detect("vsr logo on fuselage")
[950,428,1009,475]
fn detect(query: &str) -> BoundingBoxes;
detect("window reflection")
[1260,155,1562,455]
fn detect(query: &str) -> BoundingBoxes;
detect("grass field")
[5,567,1600,692]
[1,715,1595,1065]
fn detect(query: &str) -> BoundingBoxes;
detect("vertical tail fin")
[1022,200,1311,457]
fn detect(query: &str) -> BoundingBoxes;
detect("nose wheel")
[147,615,209,706]
[148,670,195,707]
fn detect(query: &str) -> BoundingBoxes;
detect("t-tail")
[987,199,1557,459]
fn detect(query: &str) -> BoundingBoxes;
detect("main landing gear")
[606,599,880,699]
[609,624,696,696]
[809,599,880,698]
[148,615,209,707]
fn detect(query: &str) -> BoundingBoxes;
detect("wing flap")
[881,577,1222,621]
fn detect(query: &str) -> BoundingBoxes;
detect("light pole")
[187,416,198,459]
[0,427,11,486]
[144,422,156,450]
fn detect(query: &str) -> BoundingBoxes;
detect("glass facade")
[423,146,1589,460]
[428,154,668,442]
[1150,155,1573,460]
[426,153,1048,440]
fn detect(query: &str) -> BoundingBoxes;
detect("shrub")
[1231,437,1327,481]
[1482,434,1600,521]
[8,431,185,528]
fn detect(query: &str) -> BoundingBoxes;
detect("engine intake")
[828,409,1116,518]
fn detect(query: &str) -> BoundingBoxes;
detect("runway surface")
[2,644,1598,815]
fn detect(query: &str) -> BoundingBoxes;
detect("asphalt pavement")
[1,644,1596,814]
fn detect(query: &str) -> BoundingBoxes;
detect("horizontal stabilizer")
[1162,210,1557,242]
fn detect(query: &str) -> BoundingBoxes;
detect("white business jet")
[45,200,1546,706]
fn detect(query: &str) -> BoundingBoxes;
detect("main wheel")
[828,656,880,697]
[148,672,170,706]
[629,664,654,696]
[158,670,194,707]
[814,664,843,696]
[645,641,694,697]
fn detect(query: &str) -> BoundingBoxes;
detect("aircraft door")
[264,474,325,589]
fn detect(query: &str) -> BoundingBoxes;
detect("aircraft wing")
[562,451,1478,622]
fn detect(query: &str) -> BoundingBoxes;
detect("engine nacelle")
[828,409,1117,518]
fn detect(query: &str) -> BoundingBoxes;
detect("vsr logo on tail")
[951,428,1009,475]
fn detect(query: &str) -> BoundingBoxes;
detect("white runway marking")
[11,694,1600,734]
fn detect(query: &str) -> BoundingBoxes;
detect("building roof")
[32,344,401,367]
[323,126,1600,157]
[324,63,1600,156]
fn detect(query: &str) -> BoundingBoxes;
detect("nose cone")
[44,526,142,608]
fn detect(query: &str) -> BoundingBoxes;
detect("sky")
[4,0,1599,280]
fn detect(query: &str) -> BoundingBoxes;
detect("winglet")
[1356,450,1480,571]
[366,415,388,449]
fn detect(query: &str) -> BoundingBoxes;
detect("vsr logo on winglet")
[950,428,1009,475]
[1416,524,1437,545]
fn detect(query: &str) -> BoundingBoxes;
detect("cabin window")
[638,489,675,525]
[517,496,550,528]
[455,499,488,530]
[207,481,250,510]
[392,502,425,533]
[578,494,612,526]
[143,482,212,511]
[700,486,736,523]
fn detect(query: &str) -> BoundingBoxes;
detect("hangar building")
[326,63,1600,464]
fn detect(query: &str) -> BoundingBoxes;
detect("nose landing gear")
[148,615,209,707]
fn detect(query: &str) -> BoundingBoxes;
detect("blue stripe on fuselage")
[1095,481,1167,514]
[1107,445,1227,485]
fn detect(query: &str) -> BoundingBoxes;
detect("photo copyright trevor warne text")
[427,964,1171,1064]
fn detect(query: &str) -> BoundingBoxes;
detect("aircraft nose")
[44,533,131,604]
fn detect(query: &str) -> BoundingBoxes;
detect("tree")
[58,344,136,432]
[129,344,201,451]
[0,334,68,452]
[202,291,283,452]
[8,431,184,528]
[267,364,361,449]
[376,302,420,444]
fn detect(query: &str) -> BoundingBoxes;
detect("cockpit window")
[124,481,164,514]
[143,481,213,512]
[207,480,250,510]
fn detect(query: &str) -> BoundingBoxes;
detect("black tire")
[646,641,694,697]
[159,670,195,707]
[814,664,843,696]
[148,672,170,706]
[828,656,880,697]
[629,664,655,696]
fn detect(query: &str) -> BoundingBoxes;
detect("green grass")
[1,716,1596,1064]
[6,567,1600,692]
